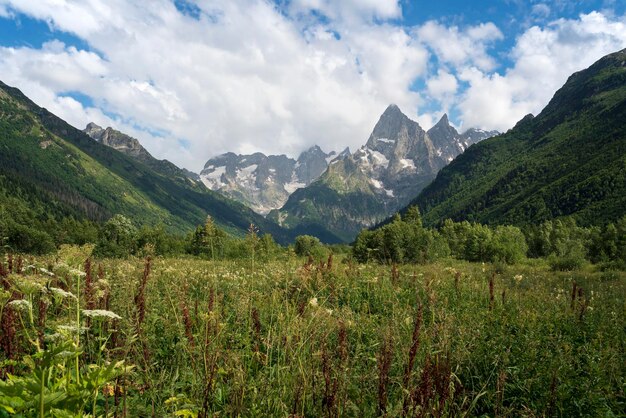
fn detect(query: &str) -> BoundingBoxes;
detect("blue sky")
[0,0,624,170]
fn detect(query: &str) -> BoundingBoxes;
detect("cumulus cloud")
[0,1,624,172]
[457,11,626,131]
[426,70,458,109]
[0,0,429,170]
[415,21,504,71]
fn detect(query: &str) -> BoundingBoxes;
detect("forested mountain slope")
[0,81,290,243]
[406,48,626,227]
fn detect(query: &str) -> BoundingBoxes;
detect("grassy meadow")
[0,249,624,417]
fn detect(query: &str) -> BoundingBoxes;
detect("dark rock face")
[270,105,498,242]
[83,123,201,182]
[84,123,153,161]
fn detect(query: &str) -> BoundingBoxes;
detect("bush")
[93,214,138,258]
[487,225,528,264]
[294,235,323,257]
[548,254,586,271]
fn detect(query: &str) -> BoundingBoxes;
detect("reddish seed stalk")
[414,354,433,412]
[251,307,262,355]
[412,354,452,416]
[391,263,399,284]
[15,256,22,274]
[0,262,8,289]
[181,301,195,348]
[435,355,451,414]
[7,253,12,273]
[0,306,16,377]
[321,345,337,418]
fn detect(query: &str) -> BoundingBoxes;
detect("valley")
[0,3,625,416]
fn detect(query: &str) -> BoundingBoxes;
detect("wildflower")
[70,269,87,277]
[39,268,55,277]
[82,309,122,320]
[57,324,89,335]
[309,297,318,307]
[47,287,77,299]
[514,274,523,283]
[8,299,31,311]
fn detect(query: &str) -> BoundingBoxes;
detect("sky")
[0,0,624,171]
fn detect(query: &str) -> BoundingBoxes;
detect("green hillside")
[0,81,290,243]
[407,48,626,227]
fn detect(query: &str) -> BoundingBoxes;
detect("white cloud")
[415,21,504,71]
[531,3,551,20]
[457,11,626,131]
[0,1,624,172]
[0,0,427,170]
[289,0,401,22]
[426,70,458,101]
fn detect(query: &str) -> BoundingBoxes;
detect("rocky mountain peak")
[337,147,351,158]
[84,123,153,161]
[436,113,449,125]
[428,114,459,145]
[200,145,336,214]
[85,122,103,132]
[368,104,419,146]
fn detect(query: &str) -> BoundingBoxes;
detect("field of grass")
[1,249,624,417]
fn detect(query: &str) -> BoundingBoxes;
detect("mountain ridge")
[0,80,291,242]
[199,145,340,214]
[268,104,499,242]
[403,48,626,227]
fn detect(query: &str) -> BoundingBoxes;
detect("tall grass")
[0,251,624,417]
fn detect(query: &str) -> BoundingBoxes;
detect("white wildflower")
[39,268,55,277]
[8,299,31,311]
[82,309,122,320]
[309,297,318,307]
[57,324,88,335]
[70,269,87,277]
[48,287,77,299]
[514,274,523,283]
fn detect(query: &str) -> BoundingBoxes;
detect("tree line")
[2,197,625,270]
[353,206,626,270]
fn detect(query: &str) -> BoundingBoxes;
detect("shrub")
[294,235,323,257]
[487,225,528,264]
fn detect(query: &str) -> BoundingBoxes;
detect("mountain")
[84,122,201,184]
[200,146,339,214]
[268,105,498,242]
[0,80,290,242]
[428,114,499,162]
[405,48,626,227]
